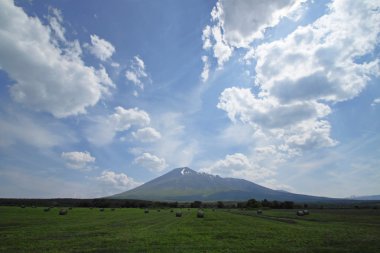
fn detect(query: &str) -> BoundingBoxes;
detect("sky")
[0,0,379,199]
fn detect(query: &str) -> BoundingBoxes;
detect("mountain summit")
[111,167,334,202]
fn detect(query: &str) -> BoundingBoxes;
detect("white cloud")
[125,56,149,89]
[201,153,275,181]
[132,127,161,143]
[371,98,380,107]
[86,106,151,146]
[254,0,380,104]
[61,151,95,171]
[262,179,294,192]
[133,152,167,172]
[201,0,304,71]
[217,0,379,157]
[47,7,65,42]
[0,0,114,118]
[218,87,330,128]
[217,0,305,48]
[96,170,140,191]
[201,55,210,82]
[110,106,150,131]
[85,34,115,61]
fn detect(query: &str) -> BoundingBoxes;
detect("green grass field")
[1,207,379,252]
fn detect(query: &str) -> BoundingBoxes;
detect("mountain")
[111,167,337,202]
[348,195,380,201]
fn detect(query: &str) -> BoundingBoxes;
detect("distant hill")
[349,195,380,201]
[111,167,339,202]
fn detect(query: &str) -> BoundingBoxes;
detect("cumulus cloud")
[110,106,150,131]
[0,0,114,118]
[216,0,305,48]
[201,153,275,181]
[254,0,380,104]
[132,127,161,143]
[85,34,115,61]
[133,152,167,172]
[125,56,149,89]
[96,170,140,190]
[217,0,379,157]
[61,151,95,171]
[201,0,304,77]
[218,87,330,129]
[86,106,151,146]
[371,98,380,107]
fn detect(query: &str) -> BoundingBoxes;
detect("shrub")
[176,212,182,217]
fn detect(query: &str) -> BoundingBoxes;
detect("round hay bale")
[296,210,304,216]
[99,208,104,212]
[144,209,149,214]
[257,210,263,215]
[175,212,182,217]
[44,207,50,212]
[59,209,68,215]
[303,209,309,215]
[197,210,204,218]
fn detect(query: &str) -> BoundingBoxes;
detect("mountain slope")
[349,195,380,201]
[111,167,337,202]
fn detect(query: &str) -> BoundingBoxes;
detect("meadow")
[0,206,379,252]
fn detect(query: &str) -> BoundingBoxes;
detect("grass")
[0,207,379,252]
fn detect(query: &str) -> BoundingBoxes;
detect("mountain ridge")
[111,167,339,202]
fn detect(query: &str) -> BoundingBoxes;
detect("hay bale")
[303,210,309,215]
[296,210,304,216]
[257,210,263,215]
[44,207,50,212]
[99,208,104,212]
[144,209,149,214]
[59,209,68,215]
[175,212,182,217]
[111,208,115,211]
[197,210,204,218]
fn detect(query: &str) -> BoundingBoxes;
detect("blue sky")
[0,0,379,198]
